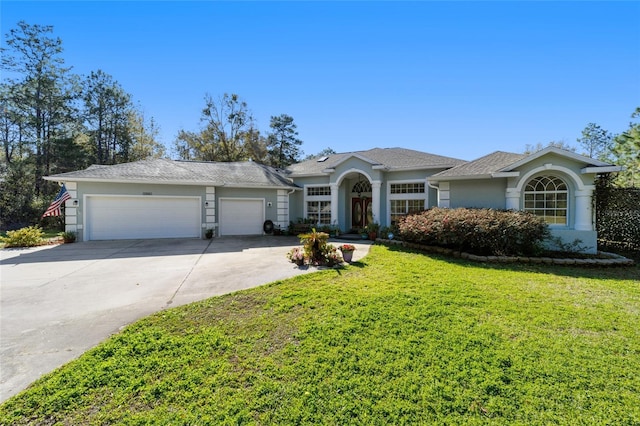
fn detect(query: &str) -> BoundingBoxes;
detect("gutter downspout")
[427,180,441,208]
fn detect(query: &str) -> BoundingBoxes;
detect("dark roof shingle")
[431,151,527,179]
[45,159,298,188]
[287,147,466,176]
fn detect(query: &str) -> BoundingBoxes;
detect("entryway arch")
[332,169,381,231]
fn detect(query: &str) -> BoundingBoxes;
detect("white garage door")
[86,196,201,240]
[219,198,264,236]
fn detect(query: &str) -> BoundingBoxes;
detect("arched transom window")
[523,175,568,225]
[352,180,371,194]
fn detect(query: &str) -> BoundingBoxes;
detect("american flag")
[42,184,72,217]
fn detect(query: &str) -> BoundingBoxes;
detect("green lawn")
[1,245,639,425]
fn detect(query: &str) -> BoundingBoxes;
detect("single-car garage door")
[219,198,264,236]
[86,196,201,240]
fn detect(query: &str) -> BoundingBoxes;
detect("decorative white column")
[574,188,594,231]
[277,190,289,230]
[64,181,78,234]
[205,187,216,235]
[330,183,339,227]
[438,182,450,208]
[505,188,520,210]
[371,181,382,223]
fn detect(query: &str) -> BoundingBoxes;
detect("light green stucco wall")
[449,179,507,209]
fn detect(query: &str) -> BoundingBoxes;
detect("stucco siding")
[448,180,507,209]
[547,230,598,254]
[329,158,384,183]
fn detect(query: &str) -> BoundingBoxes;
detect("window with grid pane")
[523,176,568,225]
[307,201,331,224]
[307,186,331,196]
[390,199,424,224]
[390,183,425,194]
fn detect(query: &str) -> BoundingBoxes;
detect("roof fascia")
[288,172,327,178]
[428,174,493,182]
[221,183,301,190]
[387,164,463,172]
[581,165,624,174]
[500,147,610,171]
[491,171,520,178]
[44,176,298,189]
[43,176,224,185]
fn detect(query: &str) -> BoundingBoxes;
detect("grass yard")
[1,245,639,425]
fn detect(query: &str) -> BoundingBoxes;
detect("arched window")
[523,175,568,225]
[352,180,371,194]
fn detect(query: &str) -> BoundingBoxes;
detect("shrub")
[299,228,330,264]
[1,225,45,247]
[297,228,343,266]
[398,207,549,256]
[60,231,76,243]
[287,247,305,264]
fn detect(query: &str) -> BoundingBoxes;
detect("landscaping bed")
[377,238,635,267]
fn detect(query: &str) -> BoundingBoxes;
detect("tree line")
[0,22,305,229]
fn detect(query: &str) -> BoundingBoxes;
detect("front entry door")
[351,198,373,229]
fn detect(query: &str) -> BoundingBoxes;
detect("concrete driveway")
[0,236,370,402]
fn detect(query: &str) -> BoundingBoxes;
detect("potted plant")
[338,244,356,263]
[366,222,380,240]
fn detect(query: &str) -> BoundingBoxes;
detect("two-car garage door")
[85,196,201,241]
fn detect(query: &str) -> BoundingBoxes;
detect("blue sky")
[2,1,639,161]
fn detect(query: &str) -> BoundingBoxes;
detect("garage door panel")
[86,196,200,240]
[219,199,264,236]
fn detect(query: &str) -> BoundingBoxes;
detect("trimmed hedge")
[398,207,549,256]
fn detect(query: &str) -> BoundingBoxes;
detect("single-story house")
[44,146,621,253]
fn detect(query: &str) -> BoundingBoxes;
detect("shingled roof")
[430,151,527,179]
[286,147,466,176]
[430,147,619,181]
[44,158,299,189]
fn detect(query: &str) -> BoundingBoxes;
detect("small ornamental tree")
[298,228,342,266]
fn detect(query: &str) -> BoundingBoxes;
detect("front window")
[307,186,331,196]
[390,199,424,225]
[307,201,331,224]
[389,181,427,225]
[523,175,568,225]
[390,183,425,194]
[305,185,332,224]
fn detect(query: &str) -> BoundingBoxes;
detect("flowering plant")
[287,247,305,263]
[338,244,356,252]
[323,245,344,266]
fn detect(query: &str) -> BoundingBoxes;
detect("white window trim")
[386,179,428,225]
[303,184,332,222]
[522,175,570,228]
